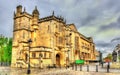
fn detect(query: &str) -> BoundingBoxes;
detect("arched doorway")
[56,54,60,67]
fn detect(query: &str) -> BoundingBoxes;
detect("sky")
[0,0,120,57]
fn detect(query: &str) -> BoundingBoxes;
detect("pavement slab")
[0,66,120,75]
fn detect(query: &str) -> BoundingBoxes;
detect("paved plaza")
[0,65,120,75]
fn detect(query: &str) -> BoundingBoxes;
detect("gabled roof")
[67,23,77,32]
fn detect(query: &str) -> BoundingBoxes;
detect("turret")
[16,5,22,16]
[32,6,39,26]
[32,6,39,18]
[31,6,40,46]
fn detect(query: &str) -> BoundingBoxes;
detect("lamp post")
[99,51,103,64]
[27,39,32,74]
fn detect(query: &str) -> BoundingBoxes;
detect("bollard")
[101,62,103,68]
[107,62,110,73]
[107,66,109,73]
[87,65,89,72]
[66,65,67,69]
[48,64,50,70]
[75,64,77,71]
[96,65,98,72]
[60,65,61,69]
[80,65,82,71]
[72,64,74,70]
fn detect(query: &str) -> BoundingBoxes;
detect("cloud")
[96,41,112,48]
[98,16,120,32]
[111,37,120,42]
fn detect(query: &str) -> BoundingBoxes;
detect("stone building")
[11,5,96,68]
[112,44,120,62]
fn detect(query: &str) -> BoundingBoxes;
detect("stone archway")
[56,54,60,67]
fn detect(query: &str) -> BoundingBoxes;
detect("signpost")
[75,60,84,71]
[75,60,84,64]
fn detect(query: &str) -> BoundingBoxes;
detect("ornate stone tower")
[11,5,34,67]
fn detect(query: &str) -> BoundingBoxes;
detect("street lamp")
[99,51,103,64]
[27,39,32,74]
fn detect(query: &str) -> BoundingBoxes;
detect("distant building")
[95,50,100,61]
[112,44,120,62]
[11,5,96,68]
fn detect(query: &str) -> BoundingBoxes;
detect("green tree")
[0,36,12,63]
[103,53,112,62]
[3,38,12,63]
[107,53,112,60]
[118,56,120,62]
[0,36,5,62]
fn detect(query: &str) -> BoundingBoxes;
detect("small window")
[44,52,46,58]
[32,53,36,58]
[39,53,43,58]
[49,53,51,58]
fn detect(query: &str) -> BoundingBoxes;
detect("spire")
[32,6,39,15]
[60,16,62,18]
[35,6,37,10]
[23,7,26,12]
[64,19,66,24]
[52,11,54,16]
[61,16,64,21]
[14,11,16,17]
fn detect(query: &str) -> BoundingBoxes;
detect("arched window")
[39,53,43,58]
[49,53,51,58]
[44,52,46,58]
[32,52,36,58]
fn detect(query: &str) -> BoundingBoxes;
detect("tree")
[0,36,12,64]
[3,38,12,63]
[103,53,112,62]
[118,56,120,62]
[0,36,5,62]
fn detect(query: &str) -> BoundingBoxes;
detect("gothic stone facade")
[11,5,96,68]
